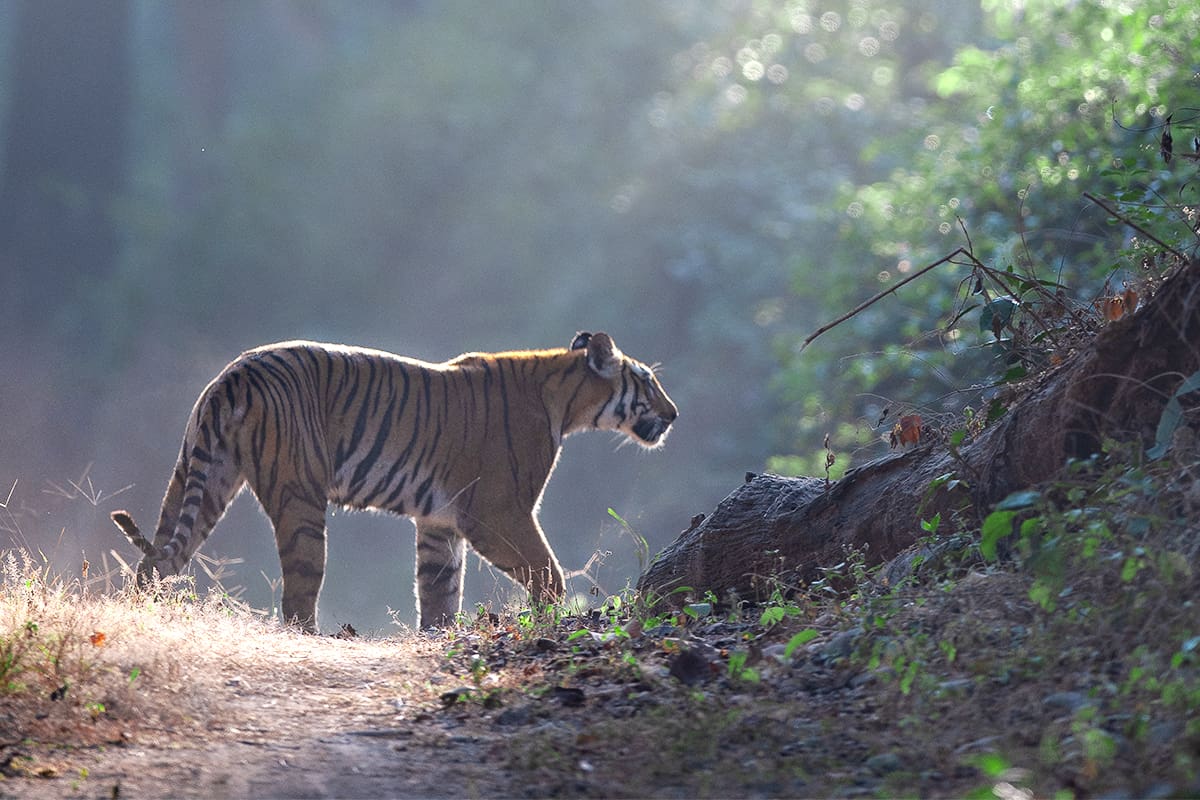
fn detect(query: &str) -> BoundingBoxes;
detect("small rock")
[1147,720,1182,748]
[669,647,715,686]
[820,627,863,662]
[848,670,878,689]
[534,637,557,652]
[936,678,975,696]
[762,643,791,663]
[495,706,533,727]
[552,686,586,707]
[1043,691,1091,714]
[1145,782,1179,799]
[865,752,903,775]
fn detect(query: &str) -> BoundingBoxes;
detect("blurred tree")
[613,0,982,476]
[648,0,1200,476]
[772,0,1200,474]
[0,0,131,324]
[0,0,132,464]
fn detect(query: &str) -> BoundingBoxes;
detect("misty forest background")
[1,0,1195,631]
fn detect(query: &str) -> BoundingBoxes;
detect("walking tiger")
[110,332,677,631]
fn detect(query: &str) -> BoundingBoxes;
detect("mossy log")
[639,258,1200,605]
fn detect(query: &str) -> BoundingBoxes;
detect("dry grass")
[0,552,445,788]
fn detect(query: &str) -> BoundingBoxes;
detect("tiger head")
[570,331,678,448]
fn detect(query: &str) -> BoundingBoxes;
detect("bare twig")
[952,247,1070,348]
[1083,191,1188,263]
[0,480,15,509]
[42,463,134,506]
[800,248,969,351]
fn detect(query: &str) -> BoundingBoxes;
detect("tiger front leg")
[463,514,566,614]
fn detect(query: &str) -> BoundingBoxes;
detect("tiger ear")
[584,332,621,378]
[570,332,592,351]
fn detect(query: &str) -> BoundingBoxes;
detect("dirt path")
[5,631,515,800]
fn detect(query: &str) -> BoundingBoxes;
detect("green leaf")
[1028,581,1056,611]
[1120,557,1141,583]
[1001,365,1028,383]
[899,660,919,695]
[997,490,1041,510]
[969,751,1010,778]
[784,629,820,658]
[980,509,1016,561]
[1148,369,1200,459]
[759,606,785,627]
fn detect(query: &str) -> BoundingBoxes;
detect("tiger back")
[111,331,677,630]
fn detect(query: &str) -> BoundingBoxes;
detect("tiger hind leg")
[266,499,329,633]
[415,523,466,628]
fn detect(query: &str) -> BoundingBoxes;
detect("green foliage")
[784,628,820,657]
[726,650,760,683]
[758,585,805,628]
[1148,369,1200,459]
[759,0,1200,473]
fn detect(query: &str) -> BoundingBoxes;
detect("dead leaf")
[1096,295,1125,321]
[90,631,106,647]
[891,415,922,448]
[1122,286,1139,315]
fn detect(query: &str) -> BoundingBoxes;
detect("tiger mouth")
[633,416,672,445]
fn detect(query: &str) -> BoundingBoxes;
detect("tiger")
[110,331,677,632]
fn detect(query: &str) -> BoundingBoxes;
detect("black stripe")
[348,391,397,492]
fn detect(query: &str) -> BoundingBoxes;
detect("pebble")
[1147,719,1182,748]
[865,752,903,775]
[936,678,975,696]
[1043,691,1091,713]
[494,706,533,727]
[820,627,863,662]
[762,643,790,662]
[848,670,878,689]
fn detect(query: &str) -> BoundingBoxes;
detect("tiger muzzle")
[634,412,675,445]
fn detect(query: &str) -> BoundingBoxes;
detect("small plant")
[725,650,759,684]
[757,586,804,628]
[607,507,652,573]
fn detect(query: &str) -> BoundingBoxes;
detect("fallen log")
[639,257,1200,605]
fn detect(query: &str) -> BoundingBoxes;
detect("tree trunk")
[0,0,132,469]
[639,257,1200,605]
[0,0,131,325]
